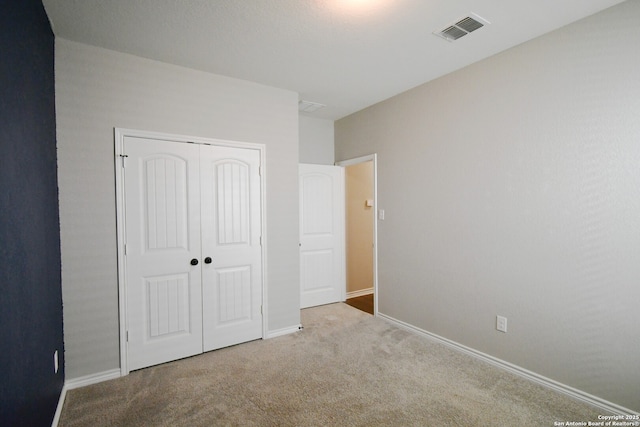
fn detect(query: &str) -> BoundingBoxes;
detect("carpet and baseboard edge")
[265,324,302,339]
[377,312,637,416]
[346,288,374,299]
[51,369,122,427]
[51,324,303,427]
[51,385,66,427]
[51,315,637,426]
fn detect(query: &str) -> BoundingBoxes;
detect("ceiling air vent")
[298,100,326,113]
[434,13,490,42]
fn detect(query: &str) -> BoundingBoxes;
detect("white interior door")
[201,145,263,351]
[121,133,264,372]
[299,164,345,308]
[123,136,203,371]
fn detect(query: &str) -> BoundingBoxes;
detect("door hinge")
[119,154,128,167]
[260,305,263,315]
[126,330,129,342]
[259,236,262,246]
[124,243,127,255]
[259,166,262,177]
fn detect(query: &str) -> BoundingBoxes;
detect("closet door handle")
[204,257,212,264]
[190,258,199,266]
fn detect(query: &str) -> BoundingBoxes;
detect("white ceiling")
[42,0,626,120]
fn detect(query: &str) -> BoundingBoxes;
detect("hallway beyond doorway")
[345,294,373,315]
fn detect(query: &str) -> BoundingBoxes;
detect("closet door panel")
[201,145,263,351]
[123,137,203,371]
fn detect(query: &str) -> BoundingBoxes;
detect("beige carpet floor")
[59,303,600,426]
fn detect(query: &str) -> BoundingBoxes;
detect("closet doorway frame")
[114,128,268,376]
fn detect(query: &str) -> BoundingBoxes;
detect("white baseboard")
[378,313,638,416]
[51,369,121,427]
[265,324,302,339]
[65,368,122,390]
[51,385,67,427]
[346,288,374,299]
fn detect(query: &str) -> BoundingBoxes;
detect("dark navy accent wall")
[0,0,64,425]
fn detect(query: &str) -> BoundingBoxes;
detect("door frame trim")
[336,154,378,315]
[114,128,267,375]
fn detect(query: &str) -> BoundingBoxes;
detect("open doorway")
[337,155,377,316]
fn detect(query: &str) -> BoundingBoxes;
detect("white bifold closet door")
[123,136,262,371]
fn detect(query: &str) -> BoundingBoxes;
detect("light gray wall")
[336,1,640,412]
[55,39,301,380]
[299,115,335,165]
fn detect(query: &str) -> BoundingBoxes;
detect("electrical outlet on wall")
[496,315,507,333]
